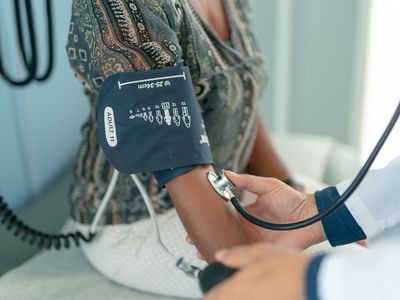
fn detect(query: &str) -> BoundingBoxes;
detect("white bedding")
[0,238,185,300]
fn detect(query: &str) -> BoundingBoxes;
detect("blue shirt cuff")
[153,165,197,187]
[306,255,326,300]
[315,186,366,247]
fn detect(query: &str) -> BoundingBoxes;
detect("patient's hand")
[187,171,326,259]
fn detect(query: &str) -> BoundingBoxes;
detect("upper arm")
[67,0,182,93]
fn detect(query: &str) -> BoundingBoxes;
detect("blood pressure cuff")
[97,65,214,177]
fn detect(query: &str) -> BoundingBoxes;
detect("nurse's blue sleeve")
[315,186,366,247]
[306,187,365,300]
[307,157,400,300]
[305,255,326,300]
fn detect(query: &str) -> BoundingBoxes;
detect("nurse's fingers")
[215,244,267,269]
[224,171,281,196]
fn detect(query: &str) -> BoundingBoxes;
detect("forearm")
[166,165,247,262]
[246,116,291,180]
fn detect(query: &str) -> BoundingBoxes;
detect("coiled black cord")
[231,101,400,231]
[0,0,54,86]
[0,196,95,250]
[31,0,54,82]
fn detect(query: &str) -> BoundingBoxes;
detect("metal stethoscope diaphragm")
[207,171,236,201]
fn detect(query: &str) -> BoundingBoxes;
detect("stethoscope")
[196,101,400,292]
[208,102,400,231]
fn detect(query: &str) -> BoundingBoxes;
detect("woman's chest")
[190,0,230,41]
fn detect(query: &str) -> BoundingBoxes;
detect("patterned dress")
[66,0,267,225]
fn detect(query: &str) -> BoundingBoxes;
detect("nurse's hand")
[187,171,326,258]
[225,171,326,250]
[202,243,311,300]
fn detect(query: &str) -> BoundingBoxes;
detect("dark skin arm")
[166,118,293,262]
[165,1,294,263]
[166,165,247,262]
[246,116,292,180]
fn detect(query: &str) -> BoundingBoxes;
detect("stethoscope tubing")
[229,101,400,230]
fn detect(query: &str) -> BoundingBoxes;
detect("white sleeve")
[317,243,400,300]
[336,156,400,238]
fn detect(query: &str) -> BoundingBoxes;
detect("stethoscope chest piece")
[207,171,235,201]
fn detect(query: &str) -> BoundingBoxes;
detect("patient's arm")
[166,165,247,262]
[165,117,292,261]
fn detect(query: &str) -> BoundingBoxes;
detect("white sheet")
[0,240,186,300]
[0,218,187,300]
[0,237,363,300]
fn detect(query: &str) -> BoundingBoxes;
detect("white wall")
[0,0,89,210]
[361,0,400,168]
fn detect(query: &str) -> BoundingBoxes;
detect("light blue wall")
[0,0,89,210]
[252,0,367,145]
[288,0,362,144]
[252,0,277,125]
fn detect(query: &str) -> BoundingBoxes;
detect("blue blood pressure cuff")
[97,65,214,178]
